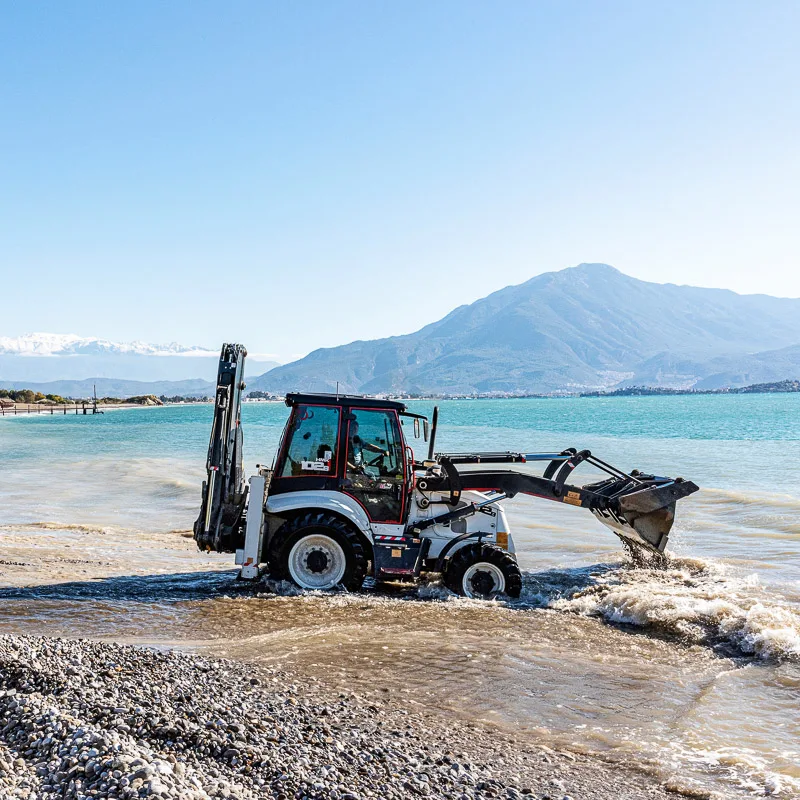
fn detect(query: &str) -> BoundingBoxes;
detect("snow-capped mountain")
[0,333,217,357]
[0,333,279,383]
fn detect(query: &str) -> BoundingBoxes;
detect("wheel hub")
[288,534,347,590]
[306,549,329,573]
[462,561,505,598]
[469,569,496,596]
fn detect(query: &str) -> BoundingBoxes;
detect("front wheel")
[269,512,368,591]
[444,543,522,599]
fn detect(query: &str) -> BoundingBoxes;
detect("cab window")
[345,408,405,522]
[280,405,340,477]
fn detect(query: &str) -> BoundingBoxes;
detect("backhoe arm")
[193,343,248,553]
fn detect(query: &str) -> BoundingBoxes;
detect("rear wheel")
[269,512,368,592]
[444,543,522,599]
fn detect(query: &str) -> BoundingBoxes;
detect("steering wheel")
[367,453,385,467]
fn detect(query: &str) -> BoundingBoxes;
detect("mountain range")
[249,264,800,394]
[0,334,278,384]
[4,265,800,396]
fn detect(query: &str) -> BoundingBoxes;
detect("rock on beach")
[0,633,679,799]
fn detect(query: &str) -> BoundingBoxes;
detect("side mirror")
[413,418,420,438]
[423,420,429,442]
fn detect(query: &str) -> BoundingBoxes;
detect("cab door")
[344,408,408,524]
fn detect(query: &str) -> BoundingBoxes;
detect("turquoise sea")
[2,395,799,796]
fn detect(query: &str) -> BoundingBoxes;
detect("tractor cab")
[270,393,420,525]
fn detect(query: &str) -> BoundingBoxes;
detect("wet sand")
[0,530,687,795]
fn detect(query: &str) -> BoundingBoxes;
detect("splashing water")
[536,557,800,662]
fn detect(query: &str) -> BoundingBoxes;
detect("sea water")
[1,395,799,796]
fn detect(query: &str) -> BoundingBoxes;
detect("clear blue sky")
[1,1,798,361]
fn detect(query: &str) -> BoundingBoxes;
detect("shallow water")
[1,397,799,797]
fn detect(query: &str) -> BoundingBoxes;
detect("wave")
[250,556,800,662]
[0,521,119,535]
[1,522,197,537]
[542,557,800,661]
[699,487,800,514]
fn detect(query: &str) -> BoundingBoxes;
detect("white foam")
[546,558,800,661]
[664,740,800,797]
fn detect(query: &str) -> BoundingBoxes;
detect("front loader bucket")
[590,479,699,554]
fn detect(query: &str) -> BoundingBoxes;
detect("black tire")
[443,543,522,599]
[268,512,368,592]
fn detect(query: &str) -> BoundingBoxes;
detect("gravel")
[0,634,691,800]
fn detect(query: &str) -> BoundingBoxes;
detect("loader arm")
[193,343,248,553]
[419,450,699,555]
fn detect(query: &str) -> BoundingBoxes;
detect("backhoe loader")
[194,344,698,598]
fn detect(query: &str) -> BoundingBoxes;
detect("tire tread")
[444,542,522,598]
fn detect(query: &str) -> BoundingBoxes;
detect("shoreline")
[2,377,799,415]
[0,632,689,800]
[2,420,797,798]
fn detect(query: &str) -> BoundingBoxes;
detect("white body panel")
[408,490,515,557]
[236,484,516,580]
[266,491,407,541]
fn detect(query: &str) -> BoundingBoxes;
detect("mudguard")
[266,490,374,540]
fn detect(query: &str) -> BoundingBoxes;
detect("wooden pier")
[1,383,106,416]
[0,402,100,416]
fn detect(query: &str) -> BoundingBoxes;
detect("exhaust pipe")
[427,406,439,461]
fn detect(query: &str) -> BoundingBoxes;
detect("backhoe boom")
[193,343,248,553]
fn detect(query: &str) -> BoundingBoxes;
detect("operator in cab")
[347,419,388,473]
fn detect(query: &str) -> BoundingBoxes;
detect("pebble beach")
[0,634,682,800]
